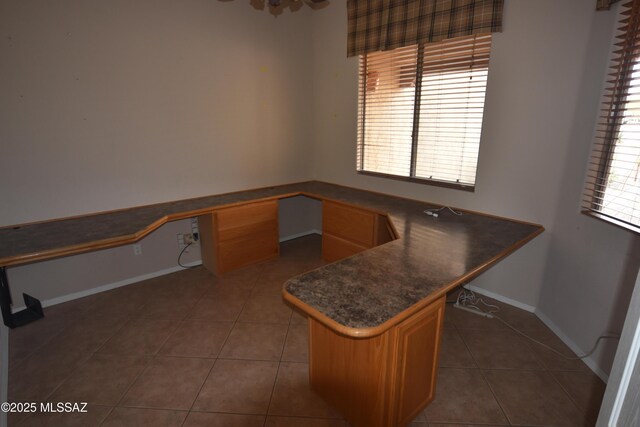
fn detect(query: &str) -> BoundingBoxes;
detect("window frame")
[356,35,492,192]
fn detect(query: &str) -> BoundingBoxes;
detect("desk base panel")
[308,296,445,427]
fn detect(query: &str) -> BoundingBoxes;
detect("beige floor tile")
[282,321,309,363]
[420,368,507,424]
[524,328,591,372]
[220,322,288,361]
[90,287,151,318]
[438,328,475,368]
[552,370,606,424]
[18,404,112,427]
[100,407,187,427]
[183,412,265,427]
[189,294,247,321]
[50,354,148,405]
[192,359,278,414]
[37,313,128,355]
[268,362,342,419]
[447,305,507,330]
[137,296,200,321]
[238,294,292,324]
[121,356,213,410]
[8,350,88,402]
[290,309,308,325]
[459,329,543,370]
[494,305,548,331]
[7,236,601,427]
[98,318,177,356]
[279,234,323,260]
[427,424,509,427]
[159,320,233,357]
[266,416,346,426]
[484,369,587,426]
[252,277,291,297]
[9,315,72,365]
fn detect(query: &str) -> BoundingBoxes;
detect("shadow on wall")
[218,0,330,17]
[605,236,640,360]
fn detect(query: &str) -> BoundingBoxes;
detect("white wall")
[7,219,201,306]
[0,0,314,225]
[8,195,322,308]
[309,0,639,377]
[0,0,316,305]
[3,0,639,381]
[279,195,323,239]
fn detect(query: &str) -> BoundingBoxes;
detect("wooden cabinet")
[392,300,442,425]
[308,296,445,427]
[198,200,279,275]
[322,200,394,262]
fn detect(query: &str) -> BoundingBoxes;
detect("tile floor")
[7,235,606,426]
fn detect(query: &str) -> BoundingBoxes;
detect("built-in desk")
[0,181,543,425]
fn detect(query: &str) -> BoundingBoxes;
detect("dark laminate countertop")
[0,181,543,336]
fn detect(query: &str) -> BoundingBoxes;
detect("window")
[583,0,640,233]
[356,34,492,191]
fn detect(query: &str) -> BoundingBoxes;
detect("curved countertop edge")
[0,181,545,339]
[281,223,544,339]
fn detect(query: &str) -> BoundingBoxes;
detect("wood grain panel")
[217,228,278,274]
[375,214,395,246]
[197,213,218,275]
[322,233,369,263]
[217,200,277,230]
[392,296,444,426]
[309,318,392,427]
[217,219,278,243]
[307,296,445,427]
[323,201,376,247]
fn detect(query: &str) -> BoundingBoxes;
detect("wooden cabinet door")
[392,297,445,426]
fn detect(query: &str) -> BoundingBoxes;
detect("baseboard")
[465,284,536,313]
[12,260,203,312]
[279,229,322,242]
[467,285,608,381]
[13,231,321,312]
[535,309,609,383]
[14,231,322,311]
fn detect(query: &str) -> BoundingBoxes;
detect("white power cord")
[424,206,463,218]
[453,286,620,361]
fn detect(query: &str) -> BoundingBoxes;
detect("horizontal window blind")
[583,0,640,233]
[357,34,491,189]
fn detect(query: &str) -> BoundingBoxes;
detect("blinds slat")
[582,0,640,231]
[358,34,490,187]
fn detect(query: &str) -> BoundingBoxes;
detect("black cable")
[178,242,198,269]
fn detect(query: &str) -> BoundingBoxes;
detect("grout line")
[263,361,282,427]
[11,240,320,427]
[454,319,513,426]
[262,262,299,427]
[546,370,595,424]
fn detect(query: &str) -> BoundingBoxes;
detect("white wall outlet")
[133,244,142,256]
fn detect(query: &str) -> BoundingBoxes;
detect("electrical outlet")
[133,244,142,256]
[184,233,196,245]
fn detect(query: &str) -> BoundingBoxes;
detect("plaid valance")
[347,0,504,57]
[596,0,622,10]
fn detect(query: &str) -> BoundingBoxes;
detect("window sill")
[357,170,475,192]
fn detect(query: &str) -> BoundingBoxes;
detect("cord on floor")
[453,286,620,361]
